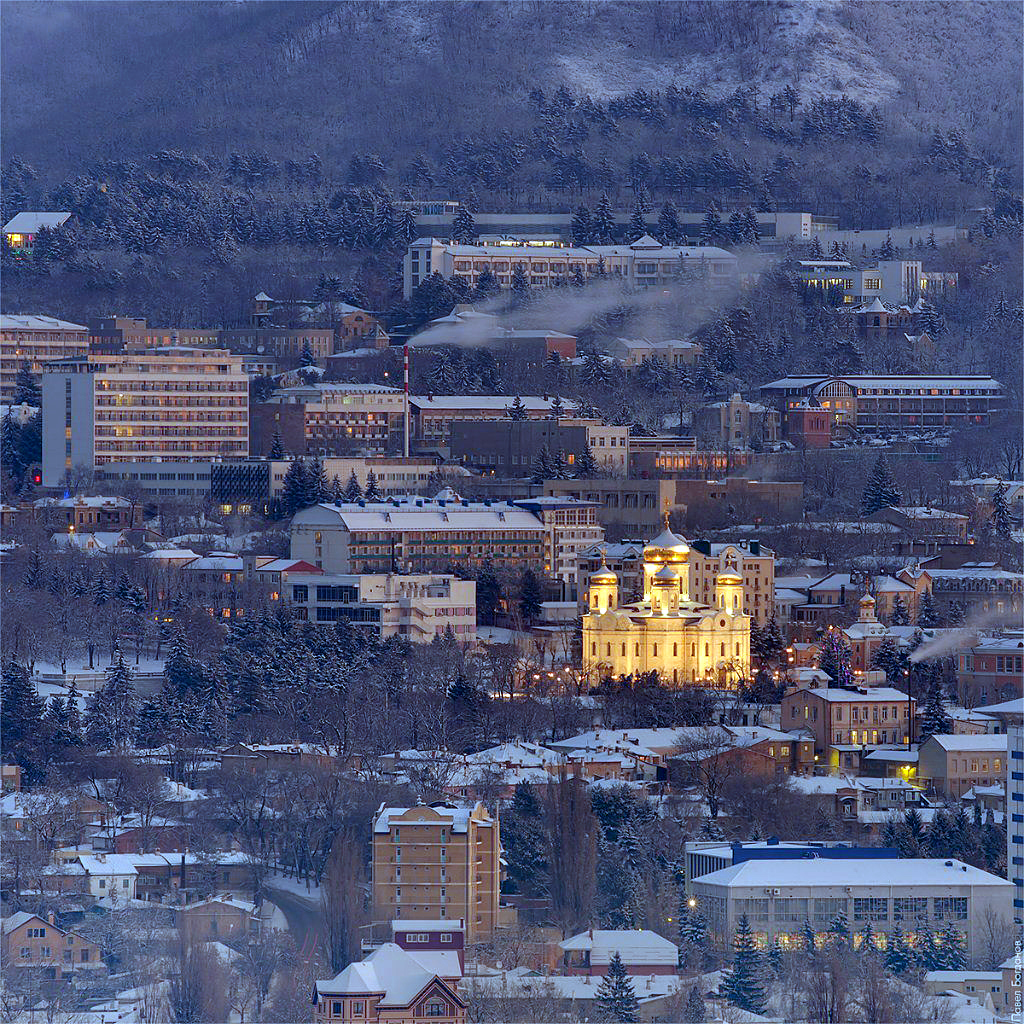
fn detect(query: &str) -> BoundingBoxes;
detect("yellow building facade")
[582,519,751,688]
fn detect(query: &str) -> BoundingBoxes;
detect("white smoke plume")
[908,607,1019,662]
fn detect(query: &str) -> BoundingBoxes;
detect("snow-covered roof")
[922,734,1008,753]
[411,395,575,413]
[180,553,244,570]
[2,911,39,934]
[314,943,459,1002]
[559,929,677,965]
[37,495,133,509]
[587,241,736,261]
[762,374,1002,392]
[141,548,200,561]
[76,854,139,875]
[391,919,463,932]
[3,212,72,234]
[373,803,489,834]
[798,686,914,703]
[253,558,322,574]
[549,728,688,755]
[465,966,683,1002]
[294,501,544,534]
[886,506,968,521]
[693,857,1012,889]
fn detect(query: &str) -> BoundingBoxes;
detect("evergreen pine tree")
[342,469,363,502]
[1,413,24,482]
[575,445,601,478]
[506,395,528,421]
[84,650,138,749]
[330,474,343,502]
[915,920,940,971]
[657,201,681,243]
[299,341,316,367]
[518,569,543,623]
[65,679,82,739]
[802,920,817,955]
[809,235,824,258]
[878,233,896,260]
[12,362,41,406]
[699,202,722,246]
[475,561,502,625]
[550,448,569,479]
[629,203,647,239]
[818,629,852,687]
[890,595,909,625]
[861,454,902,515]
[917,588,939,627]
[364,470,382,502]
[571,203,593,244]
[860,921,878,955]
[678,896,709,969]
[829,910,851,948]
[306,455,330,505]
[766,938,784,976]
[939,925,967,970]
[452,207,477,244]
[918,670,951,739]
[269,429,285,459]
[531,444,554,483]
[927,229,938,253]
[886,924,911,973]
[990,480,1013,538]
[722,914,767,1014]
[280,459,310,516]
[0,661,46,770]
[592,193,615,244]
[509,263,529,297]
[595,952,640,1023]
[683,986,706,1024]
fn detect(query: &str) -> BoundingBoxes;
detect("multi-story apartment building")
[219,327,335,361]
[33,496,143,533]
[780,685,916,771]
[796,259,956,306]
[689,540,775,627]
[918,734,1008,799]
[371,803,501,944]
[0,315,89,401]
[1009,719,1023,921]
[0,912,103,981]
[694,393,780,448]
[954,636,1024,705]
[899,564,1023,624]
[87,317,220,353]
[410,395,570,449]
[285,572,476,642]
[290,496,547,575]
[544,478,682,534]
[690,852,1014,962]
[761,374,1005,438]
[448,418,629,476]
[512,497,603,599]
[252,383,407,455]
[403,235,738,298]
[41,347,248,486]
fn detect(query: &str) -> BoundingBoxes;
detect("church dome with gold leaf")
[644,513,690,564]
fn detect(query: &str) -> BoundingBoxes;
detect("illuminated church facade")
[582,519,751,688]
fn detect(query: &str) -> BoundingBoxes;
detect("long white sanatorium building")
[404,234,737,298]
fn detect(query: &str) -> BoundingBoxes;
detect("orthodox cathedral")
[582,517,751,688]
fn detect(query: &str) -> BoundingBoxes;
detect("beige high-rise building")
[689,540,776,627]
[42,347,248,486]
[371,803,501,945]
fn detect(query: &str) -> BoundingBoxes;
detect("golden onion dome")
[644,512,690,563]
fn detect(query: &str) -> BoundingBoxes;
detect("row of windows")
[732,896,966,922]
